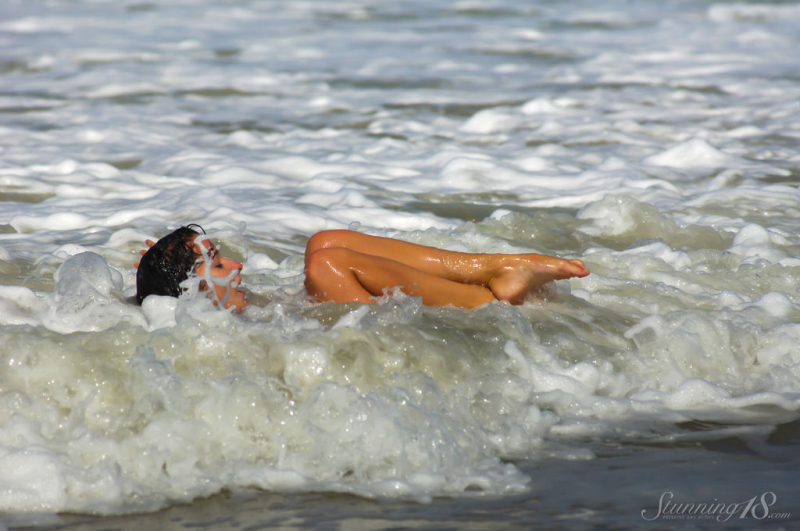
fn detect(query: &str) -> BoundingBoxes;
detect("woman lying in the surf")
[135,225,590,313]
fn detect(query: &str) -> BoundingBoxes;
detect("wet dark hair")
[135,224,205,305]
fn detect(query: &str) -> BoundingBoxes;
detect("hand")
[134,239,156,268]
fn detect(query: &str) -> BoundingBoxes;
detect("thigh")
[305,230,451,276]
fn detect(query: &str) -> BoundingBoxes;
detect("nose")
[220,257,243,285]
[222,256,243,271]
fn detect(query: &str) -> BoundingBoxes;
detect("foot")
[487,255,589,304]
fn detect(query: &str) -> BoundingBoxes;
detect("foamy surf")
[1,0,799,525]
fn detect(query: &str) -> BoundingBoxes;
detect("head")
[136,225,247,312]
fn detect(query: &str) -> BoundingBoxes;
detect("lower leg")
[305,230,590,303]
[304,247,496,309]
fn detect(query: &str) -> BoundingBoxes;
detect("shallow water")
[6,436,800,530]
[1,0,800,527]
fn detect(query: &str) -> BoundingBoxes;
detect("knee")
[305,246,350,271]
[304,247,351,294]
[305,230,351,258]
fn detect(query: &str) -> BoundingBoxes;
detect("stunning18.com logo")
[641,491,791,522]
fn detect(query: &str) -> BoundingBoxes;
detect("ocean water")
[1,0,800,528]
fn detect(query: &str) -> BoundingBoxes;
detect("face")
[192,236,248,312]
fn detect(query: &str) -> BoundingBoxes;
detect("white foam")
[43,253,146,333]
[752,292,793,318]
[460,109,521,134]
[643,138,736,171]
[728,223,786,264]
[0,446,68,512]
[708,3,800,24]
[141,296,178,330]
[521,97,575,115]
[0,286,48,327]
[2,0,800,516]
[576,195,652,237]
